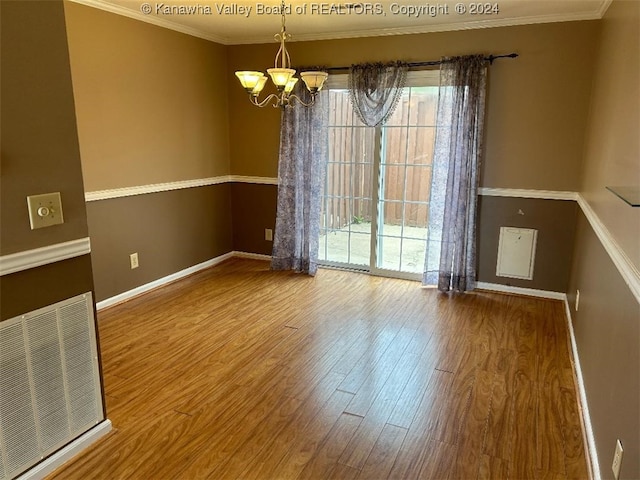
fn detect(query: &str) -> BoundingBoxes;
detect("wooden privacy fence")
[322,89,437,231]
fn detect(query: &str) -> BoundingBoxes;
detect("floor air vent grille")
[0,293,103,480]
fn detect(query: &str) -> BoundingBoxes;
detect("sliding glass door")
[318,72,439,280]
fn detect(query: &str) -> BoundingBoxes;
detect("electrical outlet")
[130,253,139,269]
[612,439,623,480]
[265,228,273,241]
[575,289,580,312]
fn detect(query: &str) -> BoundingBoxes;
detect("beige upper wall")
[579,0,640,269]
[63,7,600,192]
[64,1,231,192]
[229,20,599,190]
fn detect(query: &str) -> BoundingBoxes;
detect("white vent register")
[496,227,538,280]
[0,293,103,480]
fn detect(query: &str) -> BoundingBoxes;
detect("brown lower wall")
[87,184,233,302]
[230,184,577,293]
[231,183,277,256]
[477,196,578,292]
[568,210,639,480]
[0,255,95,321]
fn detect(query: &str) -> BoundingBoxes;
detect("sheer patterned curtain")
[348,61,409,127]
[271,84,329,275]
[423,55,488,292]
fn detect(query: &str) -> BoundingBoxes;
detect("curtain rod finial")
[488,52,519,64]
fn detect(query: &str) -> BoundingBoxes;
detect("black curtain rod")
[324,53,518,73]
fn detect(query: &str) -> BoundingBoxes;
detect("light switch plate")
[27,192,64,230]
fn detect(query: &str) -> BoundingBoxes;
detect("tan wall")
[1,256,95,321]
[231,183,277,255]
[228,20,598,290]
[569,212,639,480]
[1,0,95,321]
[1,1,91,256]
[87,186,233,302]
[64,1,231,191]
[578,0,640,269]
[568,1,640,478]
[63,3,235,301]
[228,20,599,191]
[477,197,578,292]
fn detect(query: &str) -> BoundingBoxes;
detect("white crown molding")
[478,187,578,201]
[0,238,91,277]
[576,194,640,304]
[67,0,227,44]
[246,10,606,45]
[563,299,601,480]
[68,0,609,46]
[17,420,112,480]
[598,0,614,17]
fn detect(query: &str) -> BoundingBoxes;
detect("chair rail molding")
[0,238,91,276]
[84,180,639,305]
[478,187,577,201]
[85,175,279,202]
[576,194,640,304]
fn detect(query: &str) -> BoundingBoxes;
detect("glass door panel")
[320,82,439,280]
[374,87,437,279]
[319,90,374,269]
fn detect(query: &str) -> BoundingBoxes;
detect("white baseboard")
[232,251,272,262]
[477,281,600,479]
[98,265,564,311]
[475,281,566,300]
[563,299,601,480]
[96,252,235,310]
[17,420,112,480]
[96,251,270,311]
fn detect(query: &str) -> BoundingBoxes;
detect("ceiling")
[69,0,611,45]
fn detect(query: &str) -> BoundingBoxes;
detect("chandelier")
[235,1,328,108]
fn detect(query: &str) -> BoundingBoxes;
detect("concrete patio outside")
[318,222,427,274]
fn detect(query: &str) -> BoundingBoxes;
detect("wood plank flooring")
[49,258,589,480]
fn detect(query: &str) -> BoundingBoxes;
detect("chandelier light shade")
[235,71,265,91]
[235,0,328,108]
[300,71,329,94]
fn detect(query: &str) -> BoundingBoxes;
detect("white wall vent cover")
[0,293,103,480]
[496,227,538,280]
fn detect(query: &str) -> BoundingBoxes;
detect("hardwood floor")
[49,258,589,480]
